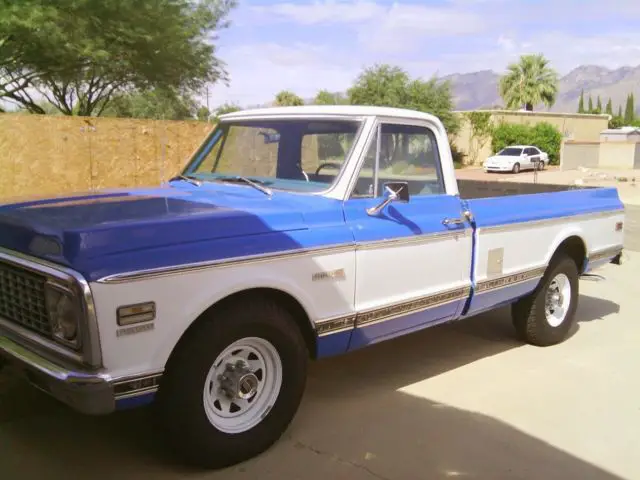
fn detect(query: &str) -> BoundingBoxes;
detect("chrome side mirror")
[366,181,410,216]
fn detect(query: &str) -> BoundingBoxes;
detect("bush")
[491,121,563,165]
[529,122,562,165]
[449,141,466,168]
[491,123,531,154]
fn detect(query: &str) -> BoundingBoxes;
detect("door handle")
[442,217,465,226]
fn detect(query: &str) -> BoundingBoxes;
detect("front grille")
[0,261,52,337]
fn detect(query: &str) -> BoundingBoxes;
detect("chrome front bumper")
[0,335,115,415]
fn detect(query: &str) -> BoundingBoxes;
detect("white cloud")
[208,42,360,108]
[250,0,383,25]
[357,3,486,53]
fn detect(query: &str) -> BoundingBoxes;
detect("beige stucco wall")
[560,142,600,171]
[598,141,639,169]
[453,110,610,166]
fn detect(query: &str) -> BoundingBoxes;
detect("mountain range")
[442,64,640,114]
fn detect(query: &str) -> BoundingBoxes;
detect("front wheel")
[155,297,308,468]
[511,255,579,346]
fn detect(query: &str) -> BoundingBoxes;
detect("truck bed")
[457,179,592,199]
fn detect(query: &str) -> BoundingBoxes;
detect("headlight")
[45,283,81,348]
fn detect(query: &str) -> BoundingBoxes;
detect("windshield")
[182,118,363,193]
[497,147,523,156]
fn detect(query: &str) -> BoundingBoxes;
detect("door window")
[351,123,445,198]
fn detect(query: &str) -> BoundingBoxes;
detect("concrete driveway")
[1,252,638,480]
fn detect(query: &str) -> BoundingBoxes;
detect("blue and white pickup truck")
[0,106,625,467]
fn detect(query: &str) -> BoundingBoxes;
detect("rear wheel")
[539,160,545,170]
[512,162,521,174]
[155,297,308,468]
[511,255,579,346]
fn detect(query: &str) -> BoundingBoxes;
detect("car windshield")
[182,118,363,193]
[497,147,523,156]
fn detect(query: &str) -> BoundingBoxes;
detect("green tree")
[314,90,347,105]
[215,102,241,116]
[605,98,613,116]
[0,0,236,116]
[498,54,559,111]
[588,96,594,113]
[101,87,198,120]
[577,90,585,113]
[595,96,602,114]
[347,64,459,134]
[197,106,211,122]
[274,90,304,106]
[624,93,635,124]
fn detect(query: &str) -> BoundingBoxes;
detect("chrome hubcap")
[218,360,260,400]
[545,273,571,327]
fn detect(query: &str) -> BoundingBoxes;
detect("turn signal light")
[615,222,623,232]
[117,302,156,326]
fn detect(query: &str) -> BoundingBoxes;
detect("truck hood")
[0,182,310,277]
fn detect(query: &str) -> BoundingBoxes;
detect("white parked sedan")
[483,145,549,173]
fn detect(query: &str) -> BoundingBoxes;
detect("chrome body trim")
[98,229,470,284]
[0,316,85,366]
[477,209,625,234]
[356,285,471,328]
[98,243,356,284]
[315,285,471,337]
[97,209,622,285]
[587,244,624,263]
[475,267,546,293]
[112,372,163,400]
[0,334,163,414]
[355,229,470,251]
[314,265,548,336]
[0,247,102,368]
[0,336,109,384]
[315,314,357,337]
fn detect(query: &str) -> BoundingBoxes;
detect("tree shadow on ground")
[0,296,625,479]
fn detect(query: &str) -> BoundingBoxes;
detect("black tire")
[538,161,545,170]
[155,296,308,468]
[511,255,579,347]
[512,162,521,174]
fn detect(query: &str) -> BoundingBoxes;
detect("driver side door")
[343,119,472,350]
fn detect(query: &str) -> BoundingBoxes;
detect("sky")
[207,0,640,108]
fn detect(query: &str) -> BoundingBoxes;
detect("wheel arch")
[164,287,319,371]
[547,234,588,274]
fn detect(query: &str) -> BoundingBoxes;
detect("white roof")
[219,105,440,122]
[502,145,536,149]
[602,126,640,134]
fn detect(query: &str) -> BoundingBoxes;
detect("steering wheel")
[315,162,342,176]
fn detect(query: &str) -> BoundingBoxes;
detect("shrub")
[491,123,532,154]
[491,121,563,165]
[530,122,562,165]
[449,141,466,168]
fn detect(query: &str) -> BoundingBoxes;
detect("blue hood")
[0,182,317,280]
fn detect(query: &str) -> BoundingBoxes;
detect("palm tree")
[498,54,559,111]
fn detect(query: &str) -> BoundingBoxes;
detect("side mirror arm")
[366,185,398,216]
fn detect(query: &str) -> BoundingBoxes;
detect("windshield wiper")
[169,174,202,186]
[217,175,272,196]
